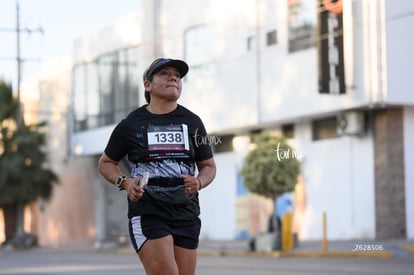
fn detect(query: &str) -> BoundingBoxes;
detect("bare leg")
[138,235,179,275]
[174,245,197,275]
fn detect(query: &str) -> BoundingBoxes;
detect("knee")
[141,256,179,275]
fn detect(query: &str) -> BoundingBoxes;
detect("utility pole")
[1,0,43,124]
[15,0,43,239]
[16,0,23,125]
[255,0,261,123]
[15,0,43,125]
[0,0,44,243]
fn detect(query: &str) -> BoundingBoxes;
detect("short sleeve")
[193,119,214,162]
[104,119,128,161]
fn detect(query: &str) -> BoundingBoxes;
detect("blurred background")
[0,0,413,249]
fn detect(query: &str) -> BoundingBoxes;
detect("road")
[0,247,413,275]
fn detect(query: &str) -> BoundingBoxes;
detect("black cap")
[143,58,189,81]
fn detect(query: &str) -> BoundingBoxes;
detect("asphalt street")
[1,247,414,275]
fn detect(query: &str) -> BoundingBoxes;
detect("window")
[86,63,99,129]
[184,24,216,81]
[250,129,263,135]
[287,0,317,53]
[73,65,87,132]
[212,134,234,153]
[312,117,338,140]
[266,30,277,46]
[247,36,255,51]
[72,47,139,132]
[282,124,294,139]
[98,54,116,125]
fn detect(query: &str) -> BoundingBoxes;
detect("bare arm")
[98,153,143,201]
[98,153,124,185]
[182,157,216,193]
[195,158,216,190]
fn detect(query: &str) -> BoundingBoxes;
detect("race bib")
[147,124,190,151]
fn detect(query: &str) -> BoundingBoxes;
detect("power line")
[0,0,44,125]
[387,11,414,22]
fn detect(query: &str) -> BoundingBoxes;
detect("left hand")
[182,175,201,194]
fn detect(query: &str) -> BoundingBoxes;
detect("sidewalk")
[197,238,414,258]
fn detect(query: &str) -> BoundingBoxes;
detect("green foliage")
[0,80,58,207]
[241,132,301,199]
[0,81,17,120]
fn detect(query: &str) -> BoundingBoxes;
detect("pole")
[255,0,261,123]
[281,212,293,252]
[16,0,23,126]
[14,0,26,239]
[0,0,43,124]
[322,211,328,252]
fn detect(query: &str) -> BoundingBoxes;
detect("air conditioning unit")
[337,111,365,136]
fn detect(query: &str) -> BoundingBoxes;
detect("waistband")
[148,177,184,187]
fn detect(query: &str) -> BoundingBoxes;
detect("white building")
[23,0,414,247]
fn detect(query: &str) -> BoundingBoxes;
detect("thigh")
[139,235,179,275]
[174,245,197,275]
[170,217,201,249]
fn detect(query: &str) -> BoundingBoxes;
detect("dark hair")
[143,71,154,103]
[142,59,161,104]
[145,91,151,103]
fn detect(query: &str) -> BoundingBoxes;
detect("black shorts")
[129,215,201,252]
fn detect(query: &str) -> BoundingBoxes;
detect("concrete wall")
[200,152,238,240]
[385,0,414,105]
[291,120,375,240]
[36,158,96,247]
[173,0,377,133]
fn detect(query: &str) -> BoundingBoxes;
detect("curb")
[279,251,393,258]
[117,244,413,259]
[400,245,414,254]
[197,249,394,258]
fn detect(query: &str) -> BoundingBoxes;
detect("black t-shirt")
[104,104,213,220]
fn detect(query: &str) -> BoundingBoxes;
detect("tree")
[241,132,301,199]
[241,132,301,250]
[0,80,59,247]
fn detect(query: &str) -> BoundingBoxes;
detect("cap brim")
[163,59,189,78]
[145,59,189,80]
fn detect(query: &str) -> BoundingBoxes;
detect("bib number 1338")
[147,124,190,151]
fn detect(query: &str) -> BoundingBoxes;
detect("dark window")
[266,30,277,46]
[212,135,234,153]
[312,117,338,140]
[282,124,294,138]
[250,128,263,135]
[247,36,254,51]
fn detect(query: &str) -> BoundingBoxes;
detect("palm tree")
[0,80,58,247]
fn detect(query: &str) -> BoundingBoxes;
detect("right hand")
[124,177,145,202]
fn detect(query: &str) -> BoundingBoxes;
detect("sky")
[0,0,140,92]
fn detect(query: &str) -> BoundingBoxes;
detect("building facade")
[14,0,414,247]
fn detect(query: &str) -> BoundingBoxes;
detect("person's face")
[145,66,182,102]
